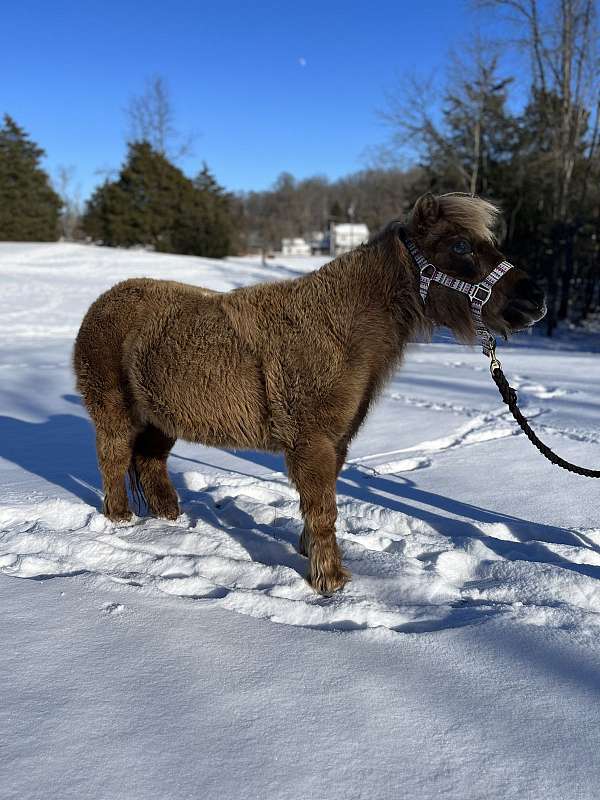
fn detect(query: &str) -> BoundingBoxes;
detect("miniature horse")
[74,193,546,594]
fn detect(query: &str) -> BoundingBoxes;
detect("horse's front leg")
[286,435,350,595]
[298,437,348,558]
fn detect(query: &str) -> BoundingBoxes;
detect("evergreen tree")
[0,115,62,241]
[329,200,346,222]
[83,143,233,257]
[191,164,235,257]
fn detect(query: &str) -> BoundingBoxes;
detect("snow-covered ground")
[2,242,600,799]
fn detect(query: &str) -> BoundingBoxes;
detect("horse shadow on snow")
[0,398,101,508]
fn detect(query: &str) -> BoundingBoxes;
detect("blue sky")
[2,0,509,200]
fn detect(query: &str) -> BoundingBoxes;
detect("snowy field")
[2,242,600,800]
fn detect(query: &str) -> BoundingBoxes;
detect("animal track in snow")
[352,406,529,476]
[384,391,480,417]
[102,602,124,615]
[510,373,574,399]
[2,470,600,634]
[355,457,431,475]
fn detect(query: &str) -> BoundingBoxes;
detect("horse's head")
[405,192,546,341]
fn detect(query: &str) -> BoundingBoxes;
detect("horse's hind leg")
[94,399,137,522]
[286,435,350,595]
[132,424,179,520]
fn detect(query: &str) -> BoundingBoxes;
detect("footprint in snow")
[102,602,124,615]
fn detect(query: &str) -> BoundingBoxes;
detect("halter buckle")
[420,264,436,279]
[469,284,492,305]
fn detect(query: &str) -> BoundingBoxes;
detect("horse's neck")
[306,246,421,398]
[317,247,387,301]
[317,245,422,335]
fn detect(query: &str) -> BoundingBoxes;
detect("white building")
[331,223,369,255]
[281,237,311,256]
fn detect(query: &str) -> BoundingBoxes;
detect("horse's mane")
[436,193,500,242]
[370,192,501,245]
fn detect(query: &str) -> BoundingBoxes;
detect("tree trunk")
[557,229,574,321]
[545,249,560,337]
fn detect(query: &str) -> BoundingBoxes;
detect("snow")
[1,242,600,799]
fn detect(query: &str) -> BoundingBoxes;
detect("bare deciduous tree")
[125,75,194,161]
[380,43,513,197]
[55,165,82,240]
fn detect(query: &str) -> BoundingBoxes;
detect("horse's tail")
[127,458,147,517]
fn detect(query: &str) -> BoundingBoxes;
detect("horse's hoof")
[309,565,351,596]
[102,498,133,522]
[159,506,180,521]
[105,508,133,523]
[150,500,180,521]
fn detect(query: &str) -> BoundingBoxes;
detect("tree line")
[0,77,237,258]
[0,107,418,259]
[236,167,421,252]
[0,114,235,258]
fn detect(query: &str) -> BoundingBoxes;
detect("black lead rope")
[488,343,600,478]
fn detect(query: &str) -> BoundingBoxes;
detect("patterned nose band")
[403,236,514,356]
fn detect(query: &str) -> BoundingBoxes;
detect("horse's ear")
[411,193,441,232]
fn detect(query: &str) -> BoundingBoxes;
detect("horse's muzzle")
[503,277,547,329]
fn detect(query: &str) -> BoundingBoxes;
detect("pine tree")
[83,143,234,257]
[329,200,346,222]
[0,115,62,241]
[191,165,235,257]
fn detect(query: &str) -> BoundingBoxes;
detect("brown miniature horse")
[73,193,546,594]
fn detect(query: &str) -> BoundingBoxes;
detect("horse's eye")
[451,239,472,256]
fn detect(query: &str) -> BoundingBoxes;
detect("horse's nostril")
[515,278,545,308]
[530,285,545,306]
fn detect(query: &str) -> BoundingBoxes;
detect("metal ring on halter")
[468,284,492,305]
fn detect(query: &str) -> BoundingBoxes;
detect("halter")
[401,234,514,357]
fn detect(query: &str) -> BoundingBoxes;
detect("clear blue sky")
[2,0,507,200]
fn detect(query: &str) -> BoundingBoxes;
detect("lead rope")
[488,341,600,478]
